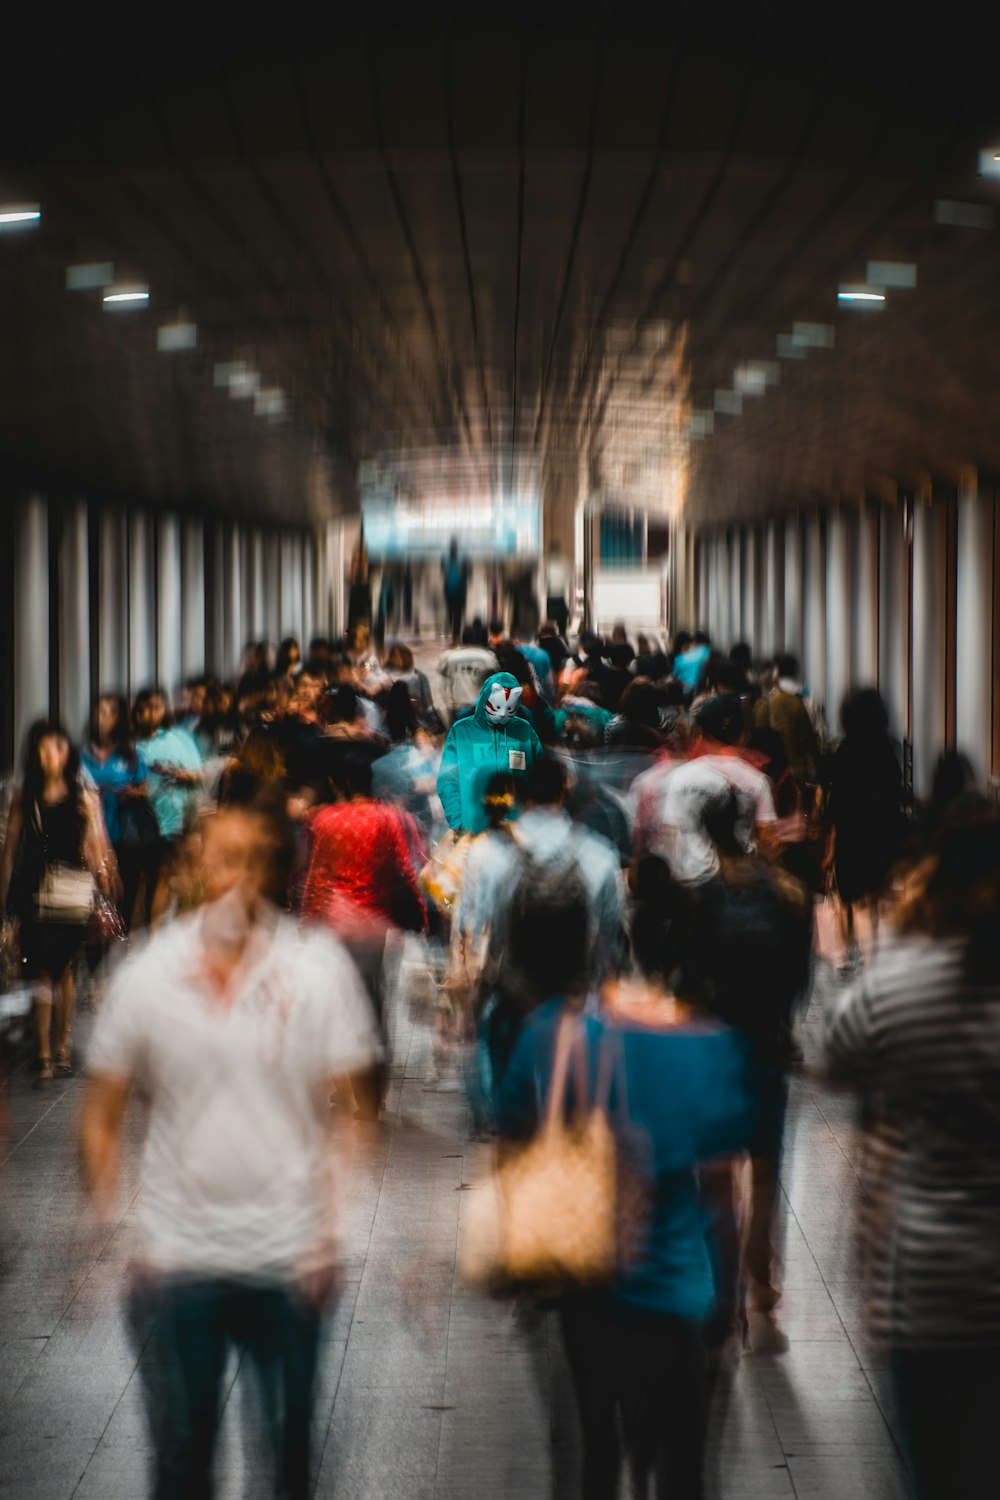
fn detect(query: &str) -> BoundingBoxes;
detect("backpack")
[488,836,590,1022]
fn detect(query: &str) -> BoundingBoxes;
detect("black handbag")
[117,796,161,852]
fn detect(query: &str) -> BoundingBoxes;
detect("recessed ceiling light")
[977,149,1000,177]
[837,287,886,304]
[867,260,916,289]
[67,261,114,290]
[792,322,835,349]
[254,388,286,419]
[103,287,149,306]
[229,368,260,399]
[0,204,41,229]
[157,321,197,351]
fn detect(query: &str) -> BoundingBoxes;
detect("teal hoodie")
[436,672,543,834]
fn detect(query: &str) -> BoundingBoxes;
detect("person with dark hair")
[437,630,498,724]
[643,695,778,884]
[82,695,157,931]
[682,782,813,1348]
[672,631,712,694]
[133,687,204,845]
[544,540,572,638]
[461,752,626,1077]
[371,682,442,840]
[302,752,427,1117]
[81,799,379,1500]
[825,814,1000,1500]
[1,721,111,1081]
[752,652,820,786]
[383,641,437,727]
[276,636,302,677]
[495,852,753,1500]
[631,633,670,681]
[826,686,905,972]
[442,536,471,644]
[604,678,665,750]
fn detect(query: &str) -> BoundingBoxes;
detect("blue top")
[81,746,149,845]
[672,644,712,691]
[436,672,543,834]
[495,1000,753,1321]
[138,725,203,838]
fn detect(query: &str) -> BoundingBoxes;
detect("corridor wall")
[693,488,1000,801]
[1,492,324,774]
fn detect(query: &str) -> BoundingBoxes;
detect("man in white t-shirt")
[81,801,378,1500]
[648,695,778,884]
[437,626,498,723]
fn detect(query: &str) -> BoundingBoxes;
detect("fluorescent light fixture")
[714,389,742,417]
[735,360,779,396]
[157,321,197,352]
[103,287,149,306]
[936,199,994,229]
[978,149,1000,177]
[254,387,286,418]
[0,205,41,228]
[66,261,114,290]
[688,410,714,439]
[867,260,917,289]
[777,334,807,360]
[228,368,260,399]
[792,322,835,349]
[837,287,886,303]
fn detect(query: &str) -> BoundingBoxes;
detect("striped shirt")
[824,933,1000,1348]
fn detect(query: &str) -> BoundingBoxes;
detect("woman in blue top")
[495,875,753,1500]
[81,695,153,930]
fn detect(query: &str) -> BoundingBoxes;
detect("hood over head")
[475,672,523,729]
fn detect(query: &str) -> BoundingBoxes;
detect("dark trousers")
[559,1297,706,1500]
[115,841,164,932]
[445,591,465,644]
[129,1277,322,1500]
[546,594,569,637]
[893,1346,1000,1499]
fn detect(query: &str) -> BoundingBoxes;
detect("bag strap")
[542,1013,589,1134]
[594,1025,631,1128]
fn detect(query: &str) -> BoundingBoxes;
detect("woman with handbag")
[0,721,111,1083]
[494,873,754,1500]
[81,694,157,931]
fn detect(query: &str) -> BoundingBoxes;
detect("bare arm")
[0,795,23,912]
[80,1072,131,1226]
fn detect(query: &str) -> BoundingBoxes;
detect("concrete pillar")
[740,526,759,648]
[853,503,880,690]
[180,518,205,681]
[222,522,242,675]
[761,519,783,658]
[99,508,128,694]
[802,511,827,729]
[248,529,266,641]
[14,495,49,761]
[878,499,909,756]
[727,530,742,647]
[128,511,156,696]
[696,534,710,635]
[303,533,317,644]
[58,501,90,743]
[264,529,281,644]
[955,472,995,787]
[157,514,182,698]
[911,491,949,799]
[782,515,803,660]
[825,509,853,734]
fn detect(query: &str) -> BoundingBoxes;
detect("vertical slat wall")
[693,488,995,800]
[2,494,324,774]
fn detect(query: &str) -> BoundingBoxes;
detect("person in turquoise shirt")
[132,688,204,841]
[495,872,753,1500]
[436,672,542,835]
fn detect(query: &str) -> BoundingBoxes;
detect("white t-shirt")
[437,646,498,711]
[545,558,571,598]
[650,753,777,884]
[88,906,378,1277]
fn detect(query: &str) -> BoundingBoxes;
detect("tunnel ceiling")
[1,1,999,526]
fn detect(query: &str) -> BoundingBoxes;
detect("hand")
[295,1256,343,1312]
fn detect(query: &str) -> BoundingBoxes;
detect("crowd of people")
[1,610,997,1500]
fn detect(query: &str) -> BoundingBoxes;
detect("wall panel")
[59,501,91,742]
[14,496,50,762]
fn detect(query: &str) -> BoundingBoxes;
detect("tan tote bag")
[460,1014,619,1290]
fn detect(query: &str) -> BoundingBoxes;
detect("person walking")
[442,536,470,644]
[1,721,111,1082]
[825,814,1000,1500]
[82,694,157,930]
[81,798,379,1500]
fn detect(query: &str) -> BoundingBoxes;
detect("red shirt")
[302,799,425,940]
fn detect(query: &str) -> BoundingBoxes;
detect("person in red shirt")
[301,753,425,1118]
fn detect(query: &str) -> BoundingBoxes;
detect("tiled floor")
[0,953,914,1499]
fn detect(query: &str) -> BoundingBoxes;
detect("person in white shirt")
[437,625,498,724]
[80,798,379,1500]
[544,540,572,638]
[647,694,778,884]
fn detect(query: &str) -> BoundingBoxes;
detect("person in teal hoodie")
[436,672,542,834]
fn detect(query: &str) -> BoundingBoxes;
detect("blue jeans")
[128,1276,323,1500]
